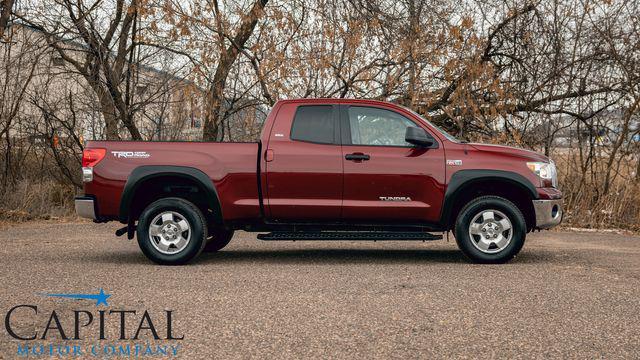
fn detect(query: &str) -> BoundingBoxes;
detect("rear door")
[340,105,446,223]
[264,103,343,220]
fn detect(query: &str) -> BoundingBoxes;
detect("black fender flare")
[439,169,538,227]
[119,165,223,224]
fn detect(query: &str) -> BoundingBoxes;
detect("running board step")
[257,231,443,241]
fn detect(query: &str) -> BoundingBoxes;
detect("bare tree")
[0,0,14,38]
[18,0,146,139]
[0,24,46,187]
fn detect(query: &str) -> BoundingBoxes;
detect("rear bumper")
[532,199,563,229]
[75,196,97,220]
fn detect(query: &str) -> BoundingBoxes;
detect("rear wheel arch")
[119,166,223,226]
[441,170,538,231]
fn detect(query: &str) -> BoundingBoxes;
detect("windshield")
[403,107,460,142]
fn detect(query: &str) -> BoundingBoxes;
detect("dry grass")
[0,147,80,222]
[561,181,640,232]
[0,179,77,222]
[554,151,640,232]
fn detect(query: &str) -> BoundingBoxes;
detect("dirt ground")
[1,222,639,359]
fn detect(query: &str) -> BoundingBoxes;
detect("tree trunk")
[202,0,268,141]
[121,112,142,140]
[101,109,120,140]
[95,88,120,140]
[203,78,225,141]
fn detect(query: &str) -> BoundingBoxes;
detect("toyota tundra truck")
[75,98,563,265]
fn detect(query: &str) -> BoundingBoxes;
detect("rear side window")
[290,105,335,144]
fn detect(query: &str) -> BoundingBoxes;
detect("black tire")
[136,197,208,265]
[203,228,234,252]
[454,196,526,264]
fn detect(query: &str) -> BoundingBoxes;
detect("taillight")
[82,148,106,183]
[82,148,106,167]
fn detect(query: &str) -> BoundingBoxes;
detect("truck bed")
[84,141,261,221]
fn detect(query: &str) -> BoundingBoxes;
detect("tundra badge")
[379,196,412,201]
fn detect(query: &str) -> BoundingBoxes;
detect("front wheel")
[137,197,208,265]
[454,196,526,264]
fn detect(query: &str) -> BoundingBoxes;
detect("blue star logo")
[42,288,111,306]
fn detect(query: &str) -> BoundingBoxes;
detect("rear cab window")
[290,105,337,144]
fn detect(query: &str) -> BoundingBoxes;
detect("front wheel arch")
[441,170,537,232]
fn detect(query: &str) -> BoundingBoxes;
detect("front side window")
[290,105,335,144]
[348,106,418,146]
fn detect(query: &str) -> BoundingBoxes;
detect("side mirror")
[405,127,435,147]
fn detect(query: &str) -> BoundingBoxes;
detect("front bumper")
[532,199,563,229]
[75,196,97,220]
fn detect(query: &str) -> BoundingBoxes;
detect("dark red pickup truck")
[75,99,562,265]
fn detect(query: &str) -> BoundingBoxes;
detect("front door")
[340,105,446,223]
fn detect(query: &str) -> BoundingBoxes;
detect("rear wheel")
[454,196,526,263]
[137,197,207,265]
[203,228,234,252]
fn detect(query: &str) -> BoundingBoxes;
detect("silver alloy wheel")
[148,211,191,255]
[468,209,513,254]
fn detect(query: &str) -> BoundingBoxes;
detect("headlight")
[526,161,557,187]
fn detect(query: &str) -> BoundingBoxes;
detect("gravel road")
[1,222,639,359]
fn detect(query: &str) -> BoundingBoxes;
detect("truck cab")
[75,99,563,265]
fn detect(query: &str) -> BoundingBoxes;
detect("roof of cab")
[276,98,397,106]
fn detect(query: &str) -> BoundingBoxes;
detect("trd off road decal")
[111,151,151,159]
